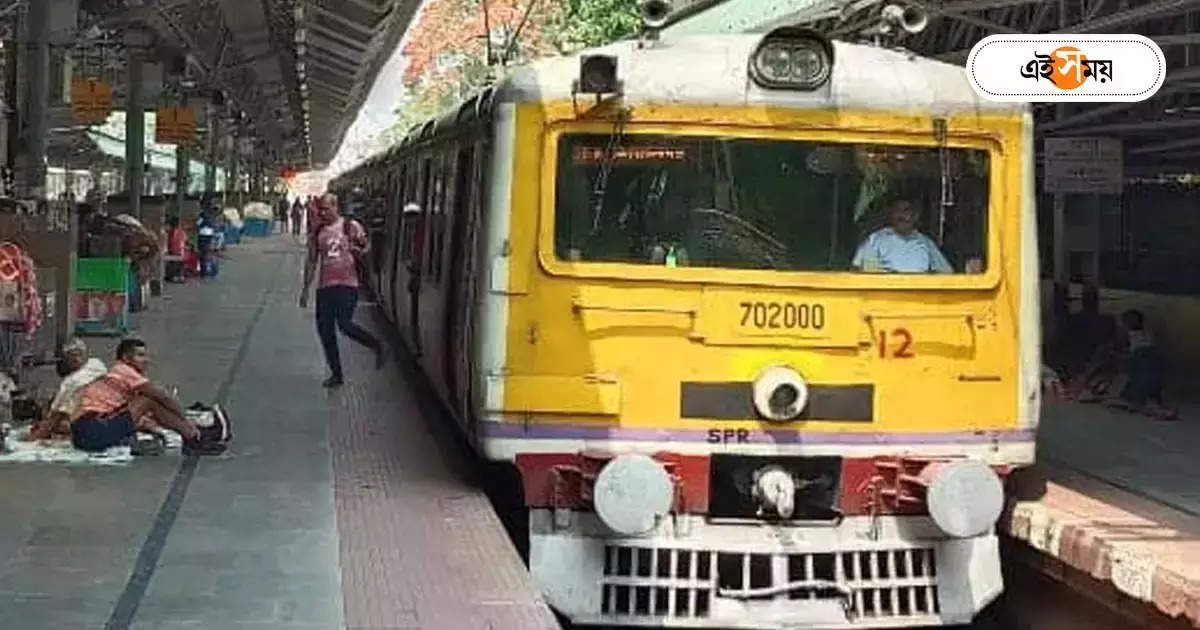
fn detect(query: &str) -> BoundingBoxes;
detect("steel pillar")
[251,158,263,199]
[124,30,153,218]
[22,0,50,198]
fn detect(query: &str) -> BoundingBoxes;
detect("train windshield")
[554,133,990,274]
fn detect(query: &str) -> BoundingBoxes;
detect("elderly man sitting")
[27,338,107,440]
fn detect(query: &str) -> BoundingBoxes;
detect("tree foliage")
[547,0,641,53]
[385,0,642,143]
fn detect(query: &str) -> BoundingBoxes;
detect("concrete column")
[22,0,50,198]
[227,134,240,208]
[174,144,188,215]
[251,157,263,199]
[205,106,219,193]
[124,30,152,218]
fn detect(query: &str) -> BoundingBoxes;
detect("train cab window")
[554,134,990,274]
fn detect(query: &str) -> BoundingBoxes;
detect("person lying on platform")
[1102,309,1179,421]
[27,338,107,441]
[72,338,230,455]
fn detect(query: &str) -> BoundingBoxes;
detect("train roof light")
[749,27,833,91]
[576,54,621,95]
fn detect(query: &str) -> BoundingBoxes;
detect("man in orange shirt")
[74,338,230,455]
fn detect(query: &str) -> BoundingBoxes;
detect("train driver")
[851,199,979,274]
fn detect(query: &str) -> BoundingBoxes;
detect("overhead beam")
[944,0,1046,10]
[304,28,369,59]
[1045,117,1200,135]
[305,53,361,79]
[1129,135,1200,154]
[934,10,1022,33]
[309,4,382,40]
[1051,0,1200,32]
[1151,33,1200,46]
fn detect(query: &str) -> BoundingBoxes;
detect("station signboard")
[69,79,113,124]
[155,106,197,146]
[1043,137,1124,195]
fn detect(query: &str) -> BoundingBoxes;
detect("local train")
[329,8,1038,628]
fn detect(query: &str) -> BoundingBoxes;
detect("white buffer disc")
[927,460,1004,538]
[593,454,675,536]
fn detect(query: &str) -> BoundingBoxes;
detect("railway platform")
[0,234,558,630]
[1003,400,1200,628]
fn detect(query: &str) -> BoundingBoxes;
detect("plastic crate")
[76,257,130,291]
[243,218,271,237]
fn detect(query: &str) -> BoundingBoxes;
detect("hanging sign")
[1043,137,1123,194]
[155,106,197,146]
[69,79,113,124]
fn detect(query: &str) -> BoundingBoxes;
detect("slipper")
[131,432,166,456]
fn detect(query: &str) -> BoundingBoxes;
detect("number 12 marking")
[878,328,914,359]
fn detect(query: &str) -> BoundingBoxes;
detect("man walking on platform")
[290,198,304,236]
[300,193,385,387]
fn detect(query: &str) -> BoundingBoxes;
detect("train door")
[443,145,476,419]
[392,161,417,350]
[420,150,449,386]
[366,173,388,301]
[379,167,402,320]
[409,157,433,355]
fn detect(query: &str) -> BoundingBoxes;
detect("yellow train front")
[335,25,1039,630]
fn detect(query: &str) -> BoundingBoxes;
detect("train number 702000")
[738,301,826,330]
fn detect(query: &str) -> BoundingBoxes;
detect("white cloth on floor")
[0,424,183,465]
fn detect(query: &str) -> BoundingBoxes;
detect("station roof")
[72,0,420,171]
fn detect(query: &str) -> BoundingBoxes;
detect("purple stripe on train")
[480,422,1036,445]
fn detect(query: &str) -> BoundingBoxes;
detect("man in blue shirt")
[852,199,970,273]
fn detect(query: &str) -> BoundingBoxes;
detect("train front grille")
[599,544,941,624]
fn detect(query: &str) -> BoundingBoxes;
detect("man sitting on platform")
[72,338,229,455]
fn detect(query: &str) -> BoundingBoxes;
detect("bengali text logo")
[968,35,1164,102]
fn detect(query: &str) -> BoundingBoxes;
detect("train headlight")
[593,454,675,536]
[752,365,809,422]
[926,460,1005,538]
[749,28,833,90]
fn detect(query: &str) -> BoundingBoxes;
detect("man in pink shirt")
[300,193,385,387]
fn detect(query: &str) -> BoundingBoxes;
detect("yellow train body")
[334,29,1040,628]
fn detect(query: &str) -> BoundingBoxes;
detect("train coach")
[331,7,1038,628]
